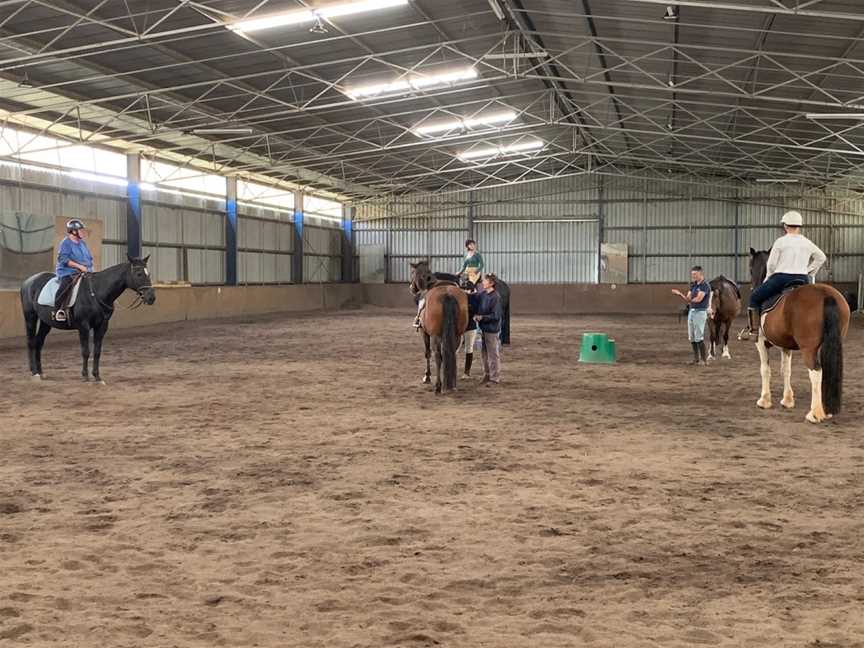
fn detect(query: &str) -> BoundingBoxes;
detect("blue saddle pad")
[37,277,60,306]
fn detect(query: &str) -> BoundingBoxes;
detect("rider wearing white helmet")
[746,210,826,334]
[54,218,94,322]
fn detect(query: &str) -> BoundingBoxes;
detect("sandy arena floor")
[1,308,863,647]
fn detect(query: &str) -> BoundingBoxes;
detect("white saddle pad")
[37,276,83,307]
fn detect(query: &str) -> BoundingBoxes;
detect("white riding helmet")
[781,210,803,227]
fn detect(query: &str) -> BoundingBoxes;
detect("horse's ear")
[749,247,756,256]
[143,255,150,264]
[127,254,134,263]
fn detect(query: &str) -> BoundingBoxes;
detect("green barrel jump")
[579,332,617,364]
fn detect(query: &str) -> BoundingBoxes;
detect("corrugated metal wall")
[357,174,864,284]
[238,204,293,284]
[303,220,342,283]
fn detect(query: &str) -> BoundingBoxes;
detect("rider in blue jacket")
[55,219,93,321]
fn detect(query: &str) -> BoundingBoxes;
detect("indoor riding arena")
[2,1,864,647]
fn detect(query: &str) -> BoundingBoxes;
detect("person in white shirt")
[746,210,827,334]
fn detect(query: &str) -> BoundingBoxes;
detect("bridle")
[85,264,154,314]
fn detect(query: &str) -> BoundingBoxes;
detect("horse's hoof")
[757,398,772,409]
[81,376,90,383]
[30,373,42,382]
[806,411,825,424]
[781,398,795,409]
[422,376,431,384]
[95,379,106,386]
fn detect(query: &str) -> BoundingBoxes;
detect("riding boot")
[747,307,759,335]
[691,342,700,365]
[699,341,709,365]
[462,353,473,379]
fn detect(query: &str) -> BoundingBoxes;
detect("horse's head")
[127,255,156,305]
[409,260,434,295]
[749,247,770,289]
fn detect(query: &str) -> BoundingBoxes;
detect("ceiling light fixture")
[663,5,679,20]
[805,113,864,120]
[413,110,518,136]
[191,128,254,135]
[458,139,544,161]
[486,0,505,21]
[345,66,478,100]
[755,178,799,183]
[483,52,550,60]
[228,0,408,33]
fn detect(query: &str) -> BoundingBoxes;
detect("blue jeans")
[688,309,708,343]
[749,273,808,311]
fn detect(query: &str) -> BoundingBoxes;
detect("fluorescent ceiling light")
[805,113,864,120]
[483,52,550,60]
[458,140,544,161]
[192,128,253,135]
[345,67,478,100]
[755,178,798,183]
[229,0,408,33]
[413,110,518,136]
[486,0,505,21]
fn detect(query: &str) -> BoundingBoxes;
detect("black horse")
[410,261,511,345]
[20,256,156,383]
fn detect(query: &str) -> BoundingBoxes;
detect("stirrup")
[54,309,67,322]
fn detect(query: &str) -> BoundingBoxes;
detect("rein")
[85,271,153,315]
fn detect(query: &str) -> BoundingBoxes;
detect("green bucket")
[579,332,617,364]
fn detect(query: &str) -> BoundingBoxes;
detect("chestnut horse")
[748,249,850,423]
[409,262,469,394]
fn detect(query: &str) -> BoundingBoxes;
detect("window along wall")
[0,122,347,286]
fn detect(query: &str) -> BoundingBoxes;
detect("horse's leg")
[756,336,772,409]
[433,337,443,394]
[34,321,51,378]
[92,321,109,384]
[721,318,732,359]
[780,349,795,409]
[802,348,827,423]
[708,320,717,360]
[422,332,431,384]
[78,325,92,382]
[24,311,39,377]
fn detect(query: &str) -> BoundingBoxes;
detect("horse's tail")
[441,293,459,391]
[821,296,844,415]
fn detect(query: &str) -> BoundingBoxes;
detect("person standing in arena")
[672,266,711,366]
[473,274,503,385]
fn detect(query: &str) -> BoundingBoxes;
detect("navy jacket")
[471,290,501,333]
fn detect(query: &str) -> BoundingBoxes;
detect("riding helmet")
[66,219,85,234]
[781,210,803,227]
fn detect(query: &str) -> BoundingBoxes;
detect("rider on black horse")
[746,210,826,335]
[54,219,94,322]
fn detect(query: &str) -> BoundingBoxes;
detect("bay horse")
[409,261,468,393]
[20,256,156,383]
[706,275,741,361]
[747,248,850,423]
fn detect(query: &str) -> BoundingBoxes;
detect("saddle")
[37,274,85,323]
[761,279,808,316]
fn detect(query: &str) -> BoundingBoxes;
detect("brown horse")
[706,275,741,361]
[749,249,850,423]
[409,261,469,394]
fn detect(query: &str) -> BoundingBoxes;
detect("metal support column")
[126,152,142,258]
[597,175,605,284]
[342,204,355,283]
[733,189,741,284]
[225,176,238,286]
[293,190,304,284]
[467,190,475,242]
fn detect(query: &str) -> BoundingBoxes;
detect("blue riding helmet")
[66,219,85,234]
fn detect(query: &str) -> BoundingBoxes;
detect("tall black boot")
[462,353,473,378]
[699,341,709,365]
[747,307,759,335]
[691,342,700,365]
